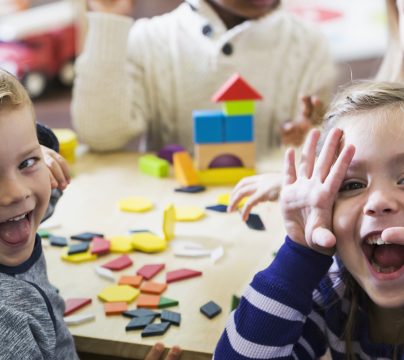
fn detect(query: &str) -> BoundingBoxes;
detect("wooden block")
[158,297,179,309]
[162,204,176,241]
[131,233,167,253]
[104,301,128,315]
[195,142,255,170]
[91,237,110,255]
[137,263,165,280]
[126,315,156,331]
[173,151,199,186]
[137,294,161,309]
[61,248,97,263]
[138,154,169,178]
[67,242,89,255]
[123,309,160,319]
[64,298,92,316]
[223,114,254,142]
[64,313,95,326]
[193,110,224,144]
[141,322,171,337]
[166,268,202,283]
[161,310,181,326]
[197,168,256,185]
[211,74,262,102]
[101,255,133,271]
[98,285,140,303]
[200,301,222,319]
[140,281,167,295]
[223,100,255,116]
[71,232,104,241]
[119,275,143,288]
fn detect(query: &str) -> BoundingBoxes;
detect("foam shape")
[174,206,205,222]
[173,151,199,186]
[131,233,167,253]
[64,313,95,326]
[212,73,263,102]
[162,204,176,241]
[138,154,169,178]
[61,248,97,263]
[217,193,247,208]
[101,254,133,271]
[98,285,140,303]
[166,268,202,283]
[198,168,256,185]
[137,263,165,280]
[118,196,153,213]
[110,235,134,253]
[64,298,92,316]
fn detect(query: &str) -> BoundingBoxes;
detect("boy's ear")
[36,122,59,153]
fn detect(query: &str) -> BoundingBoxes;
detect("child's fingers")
[49,172,58,189]
[282,148,296,187]
[311,227,336,254]
[165,346,182,360]
[47,160,68,190]
[240,192,266,221]
[382,227,404,245]
[313,128,343,181]
[144,343,165,360]
[298,129,320,178]
[228,185,256,213]
[53,152,71,183]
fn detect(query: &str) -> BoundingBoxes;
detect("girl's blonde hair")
[0,69,33,112]
[376,0,404,81]
[320,80,404,358]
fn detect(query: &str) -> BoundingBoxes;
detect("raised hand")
[87,0,136,16]
[280,128,355,256]
[281,95,324,147]
[41,145,71,191]
[228,173,282,221]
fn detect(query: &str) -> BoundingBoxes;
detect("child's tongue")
[373,244,404,269]
[0,217,30,245]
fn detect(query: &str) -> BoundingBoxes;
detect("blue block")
[193,110,224,144]
[224,115,254,142]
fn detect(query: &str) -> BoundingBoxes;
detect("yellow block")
[131,233,167,253]
[110,235,134,253]
[53,128,78,164]
[197,168,256,185]
[118,196,153,212]
[98,285,140,303]
[61,248,97,263]
[175,206,205,222]
[173,151,199,186]
[217,193,248,208]
[162,204,176,241]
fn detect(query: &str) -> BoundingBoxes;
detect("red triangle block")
[137,263,165,280]
[212,73,263,102]
[91,237,110,255]
[101,255,133,271]
[64,298,92,316]
[166,268,202,283]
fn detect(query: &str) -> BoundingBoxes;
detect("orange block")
[119,275,143,288]
[173,151,199,186]
[136,294,160,309]
[104,302,128,315]
[140,281,167,295]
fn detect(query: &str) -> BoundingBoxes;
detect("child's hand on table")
[41,145,71,191]
[145,343,182,360]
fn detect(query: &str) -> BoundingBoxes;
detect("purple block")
[157,144,185,164]
[209,154,243,168]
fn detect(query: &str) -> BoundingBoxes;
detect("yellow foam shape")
[118,196,153,212]
[175,206,205,222]
[110,235,134,253]
[61,248,97,263]
[173,151,199,186]
[131,233,167,253]
[162,203,176,241]
[197,168,256,185]
[98,285,140,303]
[217,193,248,209]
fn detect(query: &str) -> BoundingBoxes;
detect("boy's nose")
[0,178,30,206]
[363,189,399,216]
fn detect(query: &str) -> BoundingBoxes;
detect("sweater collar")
[0,234,42,275]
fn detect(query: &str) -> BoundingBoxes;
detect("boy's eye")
[19,157,38,170]
[339,181,365,192]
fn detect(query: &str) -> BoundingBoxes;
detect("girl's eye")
[398,178,404,185]
[19,158,38,170]
[339,181,365,192]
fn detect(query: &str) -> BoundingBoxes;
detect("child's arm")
[214,129,355,359]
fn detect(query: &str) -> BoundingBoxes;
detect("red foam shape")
[212,74,263,102]
[166,268,202,283]
[101,255,133,271]
[64,298,92,316]
[137,263,165,280]
[91,237,110,255]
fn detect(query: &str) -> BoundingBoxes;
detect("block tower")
[192,74,262,185]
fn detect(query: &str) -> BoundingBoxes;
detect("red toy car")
[0,0,77,98]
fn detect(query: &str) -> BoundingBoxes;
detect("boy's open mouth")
[362,234,404,275]
[0,211,32,247]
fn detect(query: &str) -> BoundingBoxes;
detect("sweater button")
[222,43,233,55]
[202,24,213,37]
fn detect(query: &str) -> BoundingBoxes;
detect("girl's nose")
[0,178,30,206]
[363,189,399,216]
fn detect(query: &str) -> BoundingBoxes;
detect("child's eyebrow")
[18,143,41,159]
[389,152,404,167]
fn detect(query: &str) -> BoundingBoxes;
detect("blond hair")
[376,0,404,81]
[0,69,33,112]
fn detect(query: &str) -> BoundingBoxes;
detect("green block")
[223,100,255,116]
[38,229,51,238]
[159,297,179,309]
[139,155,169,178]
[231,295,241,311]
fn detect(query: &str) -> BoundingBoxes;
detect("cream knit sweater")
[72,0,335,153]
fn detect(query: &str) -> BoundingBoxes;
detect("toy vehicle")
[0,0,77,98]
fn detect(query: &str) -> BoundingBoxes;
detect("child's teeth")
[8,214,26,222]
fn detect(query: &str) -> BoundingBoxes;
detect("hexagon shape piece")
[98,285,140,303]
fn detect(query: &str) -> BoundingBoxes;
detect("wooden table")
[43,151,286,360]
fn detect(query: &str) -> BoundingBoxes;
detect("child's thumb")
[311,227,336,255]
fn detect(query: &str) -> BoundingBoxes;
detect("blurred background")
[0,0,387,130]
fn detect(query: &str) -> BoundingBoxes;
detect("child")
[214,81,404,358]
[0,69,181,360]
[72,0,334,153]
